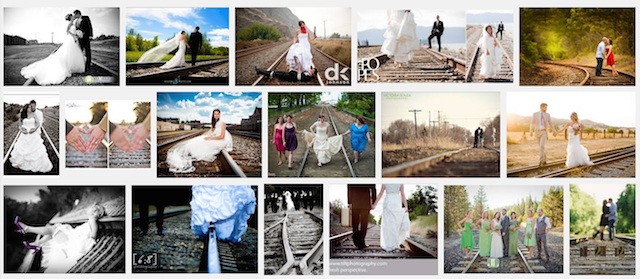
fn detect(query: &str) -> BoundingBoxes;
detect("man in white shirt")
[529,103,557,166]
[595,37,607,76]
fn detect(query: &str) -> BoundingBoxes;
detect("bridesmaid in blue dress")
[341,117,372,163]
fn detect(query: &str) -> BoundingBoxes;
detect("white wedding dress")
[381,10,420,63]
[20,19,85,85]
[490,219,504,258]
[566,123,593,168]
[286,32,314,73]
[9,117,53,172]
[477,24,503,78]
[41,222,96,273]
[303,124,343,164]
[380,184,411,251]
[283,191,295,211]
[160,39,187,69]
[166,123,233,173]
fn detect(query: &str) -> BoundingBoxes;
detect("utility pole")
[51,32,54,44]
[323,20,326,40]
[409,109,422,137]
[428,111,431,137]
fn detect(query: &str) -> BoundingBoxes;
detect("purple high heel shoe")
[22,241,41,254]
[14,216,26,234]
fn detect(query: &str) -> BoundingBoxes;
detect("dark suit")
[428,20,444,52]
[188,31,203,66]
[348,185,376,249]
[256,68,315,82]
[473,128,480,148]
[78,15,93,72]
[497,23,504,40]
[500,214,510,257]
[134,187,192,235]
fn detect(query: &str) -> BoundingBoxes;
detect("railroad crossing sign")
[487,258,500,268]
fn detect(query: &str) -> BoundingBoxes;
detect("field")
[126,52,227,62]
[507,131,635,168]
[311,40,351,67]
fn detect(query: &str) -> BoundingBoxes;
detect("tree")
[540,186,564,228]
[444,186,470,237]
[236,23,281,42]
[569,184,599,235]
[472,186,488,220]
[329,32,341,39]
[616,184,635,234]
[134,102,150,123]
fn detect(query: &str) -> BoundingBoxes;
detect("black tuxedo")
[348,185,376,249]
[188,31,203,66]
[255,67,315,82]
[78,15,93,72]
[428,20,444,52]
[473,128,481,148]
[497,23,504,40]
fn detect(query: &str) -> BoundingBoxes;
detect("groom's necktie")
[540,113,544,129]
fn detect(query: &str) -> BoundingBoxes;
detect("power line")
[408,109,422,136]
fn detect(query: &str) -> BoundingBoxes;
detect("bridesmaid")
[524,209,536,259]
[341,117,372,163]
[283,115,298,169]
[273,116,286,165]
[457,210,475,258]
[508,211,520,257]
[475,210,492,257]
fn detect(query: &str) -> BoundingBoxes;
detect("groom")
[28,100,43,135]
[348,185,376,250]
[529,103,557,166]
[73,10,93,72]
[595,37,607,76]
[500,209,510,257]
[189,26,203,66]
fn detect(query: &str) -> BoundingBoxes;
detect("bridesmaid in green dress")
[508,212,520,257]
[475,210,492,257]
[523,209,536,259]
[457,210,475,257]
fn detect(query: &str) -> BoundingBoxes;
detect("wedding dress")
[160,38,187,69]
[283,191,295,211]
[137,33,187,69]
[41,222,96,273]
[477,24,503,78]
[566,123,593,168]
[380,184,410,251]
[490,219,504,258]
[190,185,256,242]
[9,117,53,172]
[286,32,314,73]
[381,10,420,63]
[303,125,343,164]
[166,123,233,173]
[20,18,85,85]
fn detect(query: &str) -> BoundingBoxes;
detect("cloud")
[176,99,195,109]
[127,8,202,32]
[207,28,229,37]
[195,92,211,98]
[223,92,243,96]
[208,36,229,47]
[139,30,162,36]
[194,97,222,108]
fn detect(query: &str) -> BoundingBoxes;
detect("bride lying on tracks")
[9,103,53,173]
[136,30,190,69]
[166,109,233,173]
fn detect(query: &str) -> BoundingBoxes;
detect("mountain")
[236,8,299,39]
[357,26,466,45]
[506,113,629,131]
[466,13,514,24]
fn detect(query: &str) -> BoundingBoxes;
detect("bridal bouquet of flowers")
[570,123,581,135]
[493,223,502,232]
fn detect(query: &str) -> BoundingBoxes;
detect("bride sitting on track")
[166,109,233,173]
[303,113,343,167]
[136,31,190,69]
[9,102,53,173]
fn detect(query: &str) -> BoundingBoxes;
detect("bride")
[303,114,343,167]
[9,104,53,172]
[381,10,420,67]
[166,109,233,173]
[372,184,410,252]
[137,31,190,69]
[477,24,503,79]
[559,112,593,168]
[20,13,86,85]
[490,212,504,258]
[286,20,316,77]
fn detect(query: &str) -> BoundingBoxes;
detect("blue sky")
[127,8,229,47]
[157,92,261,124]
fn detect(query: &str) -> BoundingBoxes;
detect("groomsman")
[535,209,551,260]
[500,209,510,257]
[348,185,376,250]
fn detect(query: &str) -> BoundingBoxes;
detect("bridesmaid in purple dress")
[283,115,298,169]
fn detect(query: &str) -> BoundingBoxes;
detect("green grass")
[414,214,438,227]
[126,51,227,62]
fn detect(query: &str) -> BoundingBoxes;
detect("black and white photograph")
[264,184,323,275]
[4,7,120,86]
[3,93,59,175]
[133,185,258,273]
[4,185,125,273]
[157,92,262,178]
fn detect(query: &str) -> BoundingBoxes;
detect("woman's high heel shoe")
[22,241,41,254]
[14,216,26,234]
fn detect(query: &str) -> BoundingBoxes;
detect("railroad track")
[540,61,635,86]
[331,225,436,258]
[252,45,350,86]
[466,35,513,82]
[570,235,635,275]
[157,130,247,177]
[508,145,635,178]
[358,46,465,82]
[66,129,108,168]
[449,243,542,273]
[383,146,499,177]
[127,58,229,85]
[3,121,60,174]
[297,106,356,177]
[236,42,288,60]
[264,211,323,275]
[227,130,261,140]
[109,133,151,168]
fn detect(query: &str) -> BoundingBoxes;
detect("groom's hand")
[128,124,150,152]
[66,127,88,153]
[82,126,106,152]
[111,126,132,152]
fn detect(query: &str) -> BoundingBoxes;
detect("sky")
[66,100,101,123]
[4,7,119,44]
[329,184,436,221]
[157,92,261,124]
[4,93,59,109]
[127,8,229,47]
[462,185,559,210]
[321,92,342,105]
[507,91,635,127]
[289,8,351,38]
[466,10,514,23]
[574,184,632,205]
[109,101,148,124]
[357,10,466,32]
[382,92,500,132]
[5,186,48,203]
